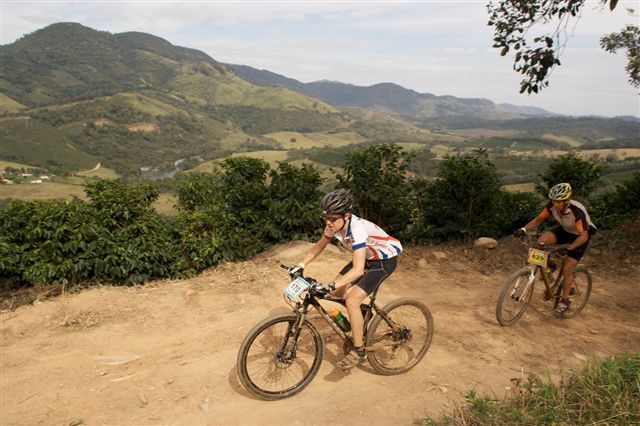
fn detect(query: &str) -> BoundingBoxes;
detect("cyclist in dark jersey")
[515,183,596,316]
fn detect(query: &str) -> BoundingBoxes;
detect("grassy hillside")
[0,117,99,171]
[0,23,360,176]
[1,22,639,184]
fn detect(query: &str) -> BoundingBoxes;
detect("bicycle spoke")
[561,268,592,318]
[496,267,534,326]
[366,298,433,375]
[237,314,323,399]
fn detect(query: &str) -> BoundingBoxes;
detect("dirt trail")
[1,239,639,426]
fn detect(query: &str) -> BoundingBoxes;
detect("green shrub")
[174,157,324,271]
[2,143,636,290]
[590,172,640,228]
[0,198,98,287]
[410,149,504,242]
[535,152,604,200]
[338,143,413,237]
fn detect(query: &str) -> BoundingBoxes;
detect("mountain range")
[1,22,638,178]
[1,22,558,121]
[229,64,559,121]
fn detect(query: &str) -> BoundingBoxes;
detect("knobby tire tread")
[236,313,323,400]
[555,267,592,318]
[496,267,535,326]
[366,297,434,375]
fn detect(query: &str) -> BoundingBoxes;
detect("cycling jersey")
[323,214,402,260]
[540,199,596,235]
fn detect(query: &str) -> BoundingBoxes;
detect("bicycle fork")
[511,267,537,302]
[277,311,308,365]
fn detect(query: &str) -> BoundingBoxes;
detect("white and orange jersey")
[324,214,402,260]
[540,199,596,235]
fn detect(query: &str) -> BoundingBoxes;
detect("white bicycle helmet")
[548,182,572,201]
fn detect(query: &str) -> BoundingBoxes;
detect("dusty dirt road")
[1,238,639,426]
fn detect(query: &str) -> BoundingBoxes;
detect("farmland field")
[0,181,87,200]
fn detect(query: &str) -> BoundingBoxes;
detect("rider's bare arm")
[301,235,331,266]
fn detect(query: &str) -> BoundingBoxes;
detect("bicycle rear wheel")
[237,313,324,400]
[554,267,592,318]
[366,298,434,375]
[496,266,535,326]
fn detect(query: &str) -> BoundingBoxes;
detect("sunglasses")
[324,215,343,223]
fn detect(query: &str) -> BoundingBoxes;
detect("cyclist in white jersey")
[515,183,597,317]
[292,189,402,370]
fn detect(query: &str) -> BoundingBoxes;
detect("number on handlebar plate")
[283,277,311,301]
[527,248,548,267]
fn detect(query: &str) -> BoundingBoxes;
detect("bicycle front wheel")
[236,313,324,400]
[555,266,593,318]
[496,266,535,326]
[366,298,434,375]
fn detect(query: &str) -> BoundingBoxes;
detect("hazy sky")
[2,1,639,117]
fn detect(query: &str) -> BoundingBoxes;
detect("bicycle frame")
[514,231,566,292]
[542,264,567,300]
[282,268,400,354]
[517,266,561,301]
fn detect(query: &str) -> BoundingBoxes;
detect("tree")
[337,143,413,236]
[535,152,604,200]
[589,171,640,227]
[411,149,505,242]
[488,0,640,94]
[601,24,640,89]
[264,161,325,242]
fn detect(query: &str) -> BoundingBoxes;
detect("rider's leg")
[336,285,368,370]
[537,230,558,245]
[345,286,368,348]
[329,266,368,346]
[561,256,578,298]
[347,258,396,348]
[338,258,396,369]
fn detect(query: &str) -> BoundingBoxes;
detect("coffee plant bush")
[2,144,635,291]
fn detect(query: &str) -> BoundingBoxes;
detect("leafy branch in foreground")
[488,0,639,94]
[601,23,640,90]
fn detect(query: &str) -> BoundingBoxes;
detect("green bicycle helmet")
[321,189,353,215]
[548,182,572,201]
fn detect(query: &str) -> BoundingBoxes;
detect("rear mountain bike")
[237,264,434,400]
[496,233,592,326]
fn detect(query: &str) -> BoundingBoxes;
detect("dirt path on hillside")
[1,239,639,426]
[76,162,101,175]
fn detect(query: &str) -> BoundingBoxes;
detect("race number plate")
[527,248,548,267]
[283,277,310,301]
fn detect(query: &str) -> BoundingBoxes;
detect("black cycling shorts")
[550,226,590,261]
[338,257,398,295]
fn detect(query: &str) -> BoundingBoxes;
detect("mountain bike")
[496,233,592,326]
[236,264,434,400]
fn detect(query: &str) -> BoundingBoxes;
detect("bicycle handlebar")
[514,234,568,258]
[280,263,339,301]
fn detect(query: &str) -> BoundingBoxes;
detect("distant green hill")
[1,22,638,179]
[0,23,357,175]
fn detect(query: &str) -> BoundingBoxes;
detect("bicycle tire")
[554,266,592,318]
[366,297,434,375]
[236,313,324,400]
[496,266,535,326]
